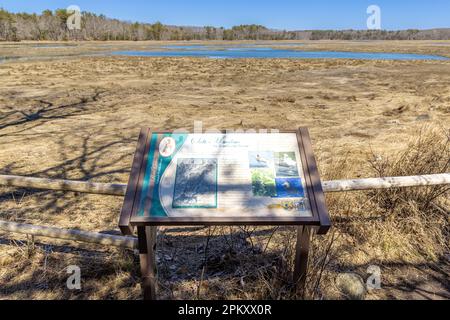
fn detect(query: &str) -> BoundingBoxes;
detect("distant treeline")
[1,8,449,41]
[310,29,450,40]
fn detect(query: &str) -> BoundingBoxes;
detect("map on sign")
[135,133,312,218]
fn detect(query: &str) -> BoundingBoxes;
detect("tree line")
[1,8,449,41]
[310,29,450,40]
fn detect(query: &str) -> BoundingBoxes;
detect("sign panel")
[119,128,330,233]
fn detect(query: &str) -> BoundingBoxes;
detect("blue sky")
[1,0,449,30]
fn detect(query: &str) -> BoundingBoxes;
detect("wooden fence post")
[137,226,158,300]
[293,225,311,296]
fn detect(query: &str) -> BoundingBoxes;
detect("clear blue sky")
[1,0,449,30]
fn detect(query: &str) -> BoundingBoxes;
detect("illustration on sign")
[173,158,218,208]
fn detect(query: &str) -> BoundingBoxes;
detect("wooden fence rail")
[0,220,137,249]
[0,173,448,248]
[0,175,127,196]
[0,173,449,196]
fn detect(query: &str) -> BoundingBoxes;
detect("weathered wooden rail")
[0,175,127,196]
[0,220,137,249]
[1,173,449,195]
[0,173,448,249]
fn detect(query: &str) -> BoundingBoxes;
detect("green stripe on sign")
[150,133,187,217]
[137,133,158,217]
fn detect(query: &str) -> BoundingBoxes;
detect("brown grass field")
[0,41,449,300]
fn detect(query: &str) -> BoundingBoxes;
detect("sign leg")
[137,226,158,300]
[293,226,311,296]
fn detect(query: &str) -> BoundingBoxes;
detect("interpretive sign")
[120,128,330,233]
[119,127,330,299]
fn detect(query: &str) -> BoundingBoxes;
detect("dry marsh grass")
[0,129,447,300]
[367,128,449,260]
